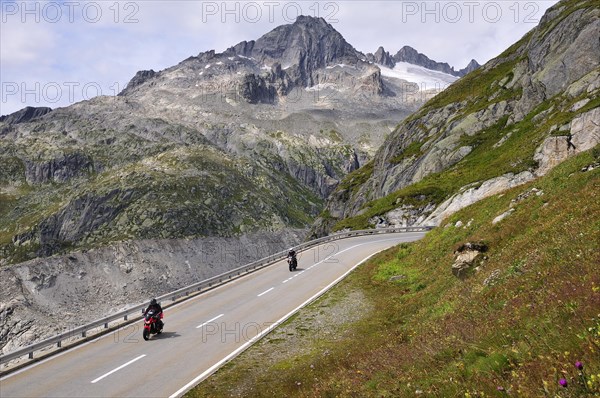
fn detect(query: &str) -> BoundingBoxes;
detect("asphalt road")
[0,232,426,397]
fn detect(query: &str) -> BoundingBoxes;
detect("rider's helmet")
[150,298,157,306]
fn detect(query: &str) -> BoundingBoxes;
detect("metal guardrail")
[0,226,433,365]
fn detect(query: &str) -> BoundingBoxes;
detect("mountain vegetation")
[312,0,599,236]
[184,0,600,396]
[191,142,600,398]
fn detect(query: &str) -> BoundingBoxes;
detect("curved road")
[0,232,426,397]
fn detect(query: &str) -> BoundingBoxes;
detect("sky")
[0,0,560,115]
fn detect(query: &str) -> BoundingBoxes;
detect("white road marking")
[91,354,146,384]
[257,287,274,297]
[168,247,392,398]
[196,314,224,329]
[280,239,377,285]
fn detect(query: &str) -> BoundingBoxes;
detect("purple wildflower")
[575,361,583,370]
[497,386,505,391]
[559,378,568,387]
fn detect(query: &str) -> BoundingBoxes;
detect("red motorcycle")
[142,308,163,340]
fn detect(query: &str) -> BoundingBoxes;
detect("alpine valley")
[1,2,599,394]
[0,14,475,353]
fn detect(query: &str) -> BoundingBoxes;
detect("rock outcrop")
[367,47,395,68]
[534,107,600,176]
[119,70,157,96]
[425,172,536,226]
[23,152,95,184]
[451,242,488,278]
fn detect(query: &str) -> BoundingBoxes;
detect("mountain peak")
[459,59,481,75]
[293,14,331,28]
[225,14,362,88]
[366,46,394,68]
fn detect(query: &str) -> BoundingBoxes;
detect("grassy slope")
[188,147,600,397]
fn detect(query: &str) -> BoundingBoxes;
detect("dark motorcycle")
[288,255,297,271]
[142,308,163,340]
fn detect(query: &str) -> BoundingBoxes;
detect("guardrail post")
[104,322,108,329]
[29,352,33,359]
[57,341,61,348]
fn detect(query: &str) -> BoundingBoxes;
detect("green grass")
[388,140,425,164]
[187,147,600,398]
[411,55,523,122]
[336,161,374,195]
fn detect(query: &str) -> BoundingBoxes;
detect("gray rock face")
[366,45,480,77]
[526,8,600,98]
[24,152,95,184]
[534,107,600,176]
[228,15,364,88]
[239,73,278,104]
[393,46,480,77]
[119,70,157,96]
[424,171,536,226]
[13,188,138,257]
[394,46,456,75]
[0,106,52,124]
[458,59,481,76]
[367,47,395,68]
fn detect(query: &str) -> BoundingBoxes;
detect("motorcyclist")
[287,248,296,259]
[287,248,297,268]
[144,298,164,330]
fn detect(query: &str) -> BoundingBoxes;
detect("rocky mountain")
[0,16,423,267]
[0,15,474,352]
[313,0,599,236]
[367,45,480,77]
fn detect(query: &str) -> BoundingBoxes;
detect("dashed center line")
[91,354,146,384]
[283,253,333,283]
[257,287,274,297]
[197,314,224,329]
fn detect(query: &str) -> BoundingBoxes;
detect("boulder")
[452,242,488,278]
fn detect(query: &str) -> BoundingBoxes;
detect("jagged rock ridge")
[366,45,480,77]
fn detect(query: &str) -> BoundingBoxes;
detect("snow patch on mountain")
[379,62,458,90]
